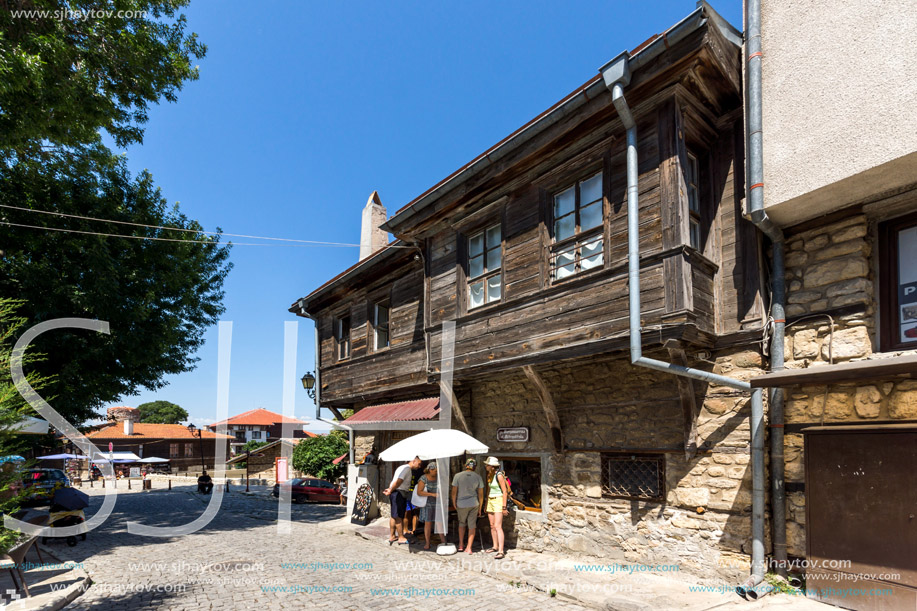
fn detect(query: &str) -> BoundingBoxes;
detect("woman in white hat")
[483,456,509,559]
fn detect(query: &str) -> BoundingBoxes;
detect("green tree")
[137,400,187,424]
[0,299,52,553]
[241,440,267,453]
[0,0,206,156]
[0,149,232,424]
[329,409,354,442]
[291,435,349,481]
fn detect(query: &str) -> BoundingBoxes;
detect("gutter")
[600,32,766,597]
[744,0,788,585]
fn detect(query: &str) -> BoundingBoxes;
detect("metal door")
[805,426,917,611]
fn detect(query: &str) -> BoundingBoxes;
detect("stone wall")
[466,349,766,582]
[780,209,917,557]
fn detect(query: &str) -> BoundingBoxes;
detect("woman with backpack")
[483,456,509,559]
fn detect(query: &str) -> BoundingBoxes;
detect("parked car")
[271,478,341,503]
[21,468,71,506]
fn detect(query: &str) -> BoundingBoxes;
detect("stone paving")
[54,486,588,610]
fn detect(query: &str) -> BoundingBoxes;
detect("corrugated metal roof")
[344,398,440,424]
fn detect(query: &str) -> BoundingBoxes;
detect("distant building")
[86,421,232,472]
[208,408,317,452]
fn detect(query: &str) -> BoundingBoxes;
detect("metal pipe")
[318,417,355,465]
[603,48,765,593]
[745,0,788,579]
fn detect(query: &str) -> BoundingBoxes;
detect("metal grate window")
[601,454,665,502]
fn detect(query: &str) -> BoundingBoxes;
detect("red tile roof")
[344,398,440,424]
[208,408,307,428]
[87,423,233,440]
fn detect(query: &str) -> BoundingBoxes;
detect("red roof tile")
[344,398,440,424]
[208,408,307,428]
[87,423,233,440]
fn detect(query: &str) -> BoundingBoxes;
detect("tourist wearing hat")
[450,457,484,554]
[415,462,441,550]
[484,456,509,559]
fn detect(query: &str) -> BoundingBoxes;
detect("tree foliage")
[241,440,267,453]
[291,435,349,481]
[137,400,187,424]
[0,299,52,553]
[0,149,232,424]
[0,0,206,156]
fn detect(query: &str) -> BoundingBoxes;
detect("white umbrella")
[379,429,488,555]
[138,457,170,463]
[379,429,488,461]
[4,417,50,435]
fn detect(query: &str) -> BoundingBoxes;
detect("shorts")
[390,490,408,518]
[486,496,503,513]
[405,500,416,512]
[457,505,479,529]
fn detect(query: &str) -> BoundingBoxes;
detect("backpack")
[497,471,516,511]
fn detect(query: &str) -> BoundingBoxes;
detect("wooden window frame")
[879,211,917,352]
[371,300,391,352]
[549,171,605,282]
[466,222,503,311]
[685,151,702,250]
[169,443,180,458]
[184,443,194,458]
[492,456,543,513]
[333,313,351,361]
[600,452,665,502]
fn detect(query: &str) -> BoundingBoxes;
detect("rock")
[793,329,820,359]
[676,487,710,507]
[704,397,736,415]
[832,223,868,242]
[584,484,602,499]
[830,293,869,308]
[706,466,726,477]
[785,250,808,267]
[801,234,829,252]
[712,454,734,465]
[826,277,872,298]
[788,290,823,304]
[804,257,869,289]
[822,326,871,360]
[889,380,917,419]
[824,391,854,419]
[813,238,868,262]
[853,386,881,418]
[786,304,807,317]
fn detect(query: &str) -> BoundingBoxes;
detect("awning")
[91,452,141,462]
[343,397,440,426]
[332,453,348,465]
[750,354,917,388]
[138,457,170,463]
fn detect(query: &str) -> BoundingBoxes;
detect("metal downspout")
[745,0,788,584]
[604,60,766,597]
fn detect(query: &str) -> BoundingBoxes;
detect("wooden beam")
[522,365,564,454]
[441,382,471,435]
[327,406,344,421]
[667,347,699,460]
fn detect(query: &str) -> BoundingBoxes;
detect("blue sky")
[102,0,743,432]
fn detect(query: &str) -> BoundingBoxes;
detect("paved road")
[52,486,586,610]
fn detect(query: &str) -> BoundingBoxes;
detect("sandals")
[484,547,498,553]
[495,552,505,559]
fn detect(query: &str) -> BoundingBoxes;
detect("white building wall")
[761,0,917,225]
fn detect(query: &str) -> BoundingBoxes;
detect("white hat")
[484,456,500,467]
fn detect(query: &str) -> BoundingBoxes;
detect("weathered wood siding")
[317,261,427,403]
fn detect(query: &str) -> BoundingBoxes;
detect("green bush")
[291,435,349,481]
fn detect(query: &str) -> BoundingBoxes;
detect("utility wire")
[0,220,357,247]
[0,203,409,248]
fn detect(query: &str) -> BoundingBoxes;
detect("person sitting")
[197,470,213,494]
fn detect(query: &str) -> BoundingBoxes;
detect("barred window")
[550,172,604,280]
[601,454,665,502]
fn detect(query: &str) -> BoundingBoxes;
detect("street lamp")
[186,423,206,472]
[301,371,316,401]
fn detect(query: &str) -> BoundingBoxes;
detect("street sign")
[497,427,530,442]
[276,457,289,483]
[108,442,113,452]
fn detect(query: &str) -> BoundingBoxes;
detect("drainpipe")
[601,52,766,596]
[745,0,788,583]
[301,310,355,465]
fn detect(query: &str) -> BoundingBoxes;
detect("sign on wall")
[276,457,289,483]
[130,467,141,478]
[898,226,917,342]
[497,427,530,442]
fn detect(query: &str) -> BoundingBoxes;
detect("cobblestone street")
[54,486,588,610]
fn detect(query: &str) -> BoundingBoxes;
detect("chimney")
[123,419,134,435]
[359,191,388,261]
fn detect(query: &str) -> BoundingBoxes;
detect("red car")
[271,478,341,503]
